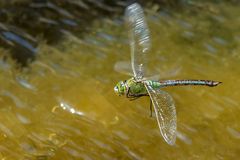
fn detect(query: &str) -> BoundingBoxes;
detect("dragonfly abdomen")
[159,80,221,87]
[145,80,162,89]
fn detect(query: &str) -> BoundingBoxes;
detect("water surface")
[0,1,240,159]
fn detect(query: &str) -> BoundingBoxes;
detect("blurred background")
[0,0,239,159]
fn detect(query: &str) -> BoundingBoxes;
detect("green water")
[0,2,240,160]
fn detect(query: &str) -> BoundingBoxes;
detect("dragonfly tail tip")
[212,81,222,86]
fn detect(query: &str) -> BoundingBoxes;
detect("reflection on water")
[0,1,240,159]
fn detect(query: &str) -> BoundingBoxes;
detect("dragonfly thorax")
[114,78,148,96]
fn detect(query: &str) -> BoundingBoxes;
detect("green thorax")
[126,78,161,95]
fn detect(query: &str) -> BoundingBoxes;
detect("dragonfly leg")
[126,85,144,98]
[129,96,141,101]
[127,93,148,99]
[126,86,149,100]
[129,93,148,100]
[126,86,131,98]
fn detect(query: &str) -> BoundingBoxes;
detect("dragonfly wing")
[114,61,133,76]
[144,83,177,145]
[114,61,160,79]
[125,3,151,80]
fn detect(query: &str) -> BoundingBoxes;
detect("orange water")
[0,2,240,159]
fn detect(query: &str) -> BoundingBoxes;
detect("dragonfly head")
[114,80,126,96]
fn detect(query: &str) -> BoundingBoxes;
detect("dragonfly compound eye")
[114,86,119,94]
[114,81,125,96]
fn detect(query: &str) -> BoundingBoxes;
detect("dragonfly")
[114,3,221,145]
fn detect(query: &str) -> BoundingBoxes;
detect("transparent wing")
[114,61,133,76]
[114,61,161,80]
[125,3,151,80]
[144,83,177,145]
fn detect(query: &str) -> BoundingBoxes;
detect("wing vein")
[144,82,177,145]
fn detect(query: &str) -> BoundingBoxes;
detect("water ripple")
[0,123,13,137]
[176,131,192,145]
[30,2,74,18]
[54,99,84,116]
[15,77,36,91]
[16,113,31,124]
[2,31,37,54]
[1,90,27,108]
[227,127,240,139]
